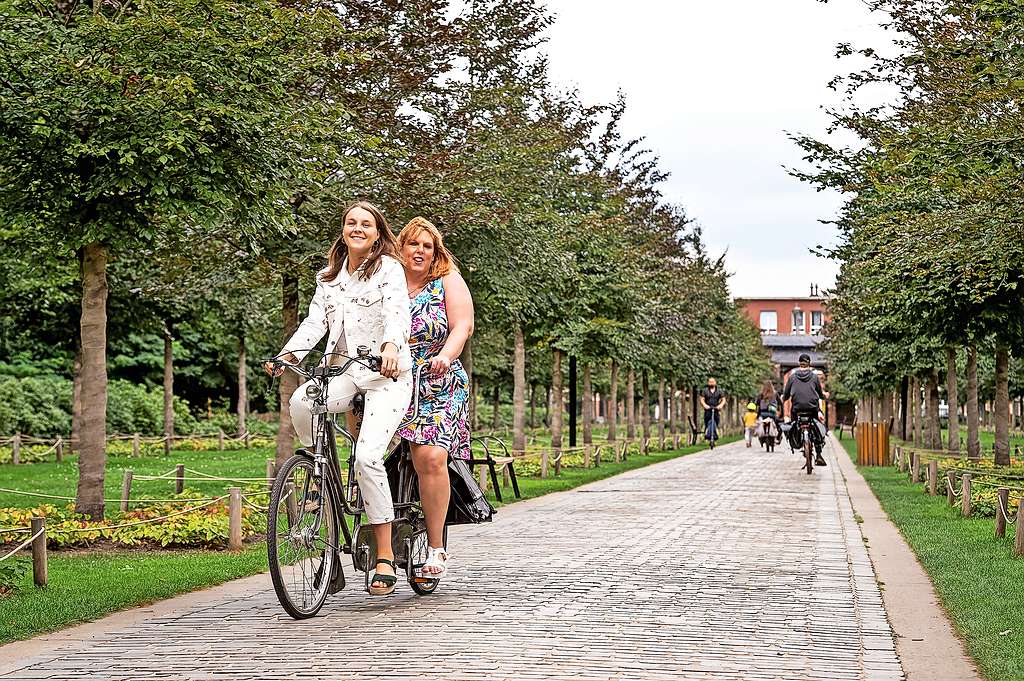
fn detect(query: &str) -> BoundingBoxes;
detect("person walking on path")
[268,200,413,596]
[700,378,725,442]
[396,217,475,579]
[743,401,758,447]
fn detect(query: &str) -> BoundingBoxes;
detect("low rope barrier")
[0,526,31,535]
[0,526,45,563]
[997,493,1019,526]
[0,487,220,504]
[52,496,229,533]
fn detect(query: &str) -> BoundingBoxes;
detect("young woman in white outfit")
[267,201,413,596]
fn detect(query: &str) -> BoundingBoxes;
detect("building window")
[792,309,805,334]
[759,310,777,335]
[811,310,823,334]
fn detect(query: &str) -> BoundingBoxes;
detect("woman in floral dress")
[396,217,475,579]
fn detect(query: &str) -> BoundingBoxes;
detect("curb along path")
[1,440,902,680]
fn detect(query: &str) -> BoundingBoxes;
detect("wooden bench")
[469,436,521,503]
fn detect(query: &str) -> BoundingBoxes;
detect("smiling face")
[402,228,436,279]
[342,206,379,258]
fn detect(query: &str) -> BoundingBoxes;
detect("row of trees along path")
[0,1,771,519]
[792,0,1024,462]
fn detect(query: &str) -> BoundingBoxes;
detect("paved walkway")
[1,437,903,680]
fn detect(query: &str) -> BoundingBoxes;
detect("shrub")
[0,375,197,437]
[0,492,264,549]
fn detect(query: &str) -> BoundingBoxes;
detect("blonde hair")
[397,216,458,280]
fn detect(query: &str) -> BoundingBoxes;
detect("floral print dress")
[397,278,471,459]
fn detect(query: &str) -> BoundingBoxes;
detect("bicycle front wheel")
[267,455,338,619]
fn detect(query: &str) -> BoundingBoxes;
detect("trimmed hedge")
[0,375,197,436]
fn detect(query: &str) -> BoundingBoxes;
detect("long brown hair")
[759,380,777,401]
[320,201,398,282]
[397,216,459,280]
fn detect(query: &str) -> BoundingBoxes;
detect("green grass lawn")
[841,438,1024,681]
[0,447,277,509]
[0,434,732,645]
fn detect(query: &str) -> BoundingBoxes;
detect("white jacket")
[283,255,412,372]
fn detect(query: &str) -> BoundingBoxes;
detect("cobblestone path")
[1,437,902,680]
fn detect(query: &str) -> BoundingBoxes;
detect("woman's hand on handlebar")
[264,353,298,377]
[379,343,400,379]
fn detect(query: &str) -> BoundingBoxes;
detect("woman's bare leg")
[410,443,450,561]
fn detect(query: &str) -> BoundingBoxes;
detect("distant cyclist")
[782,353,826,466]
[699,378,725,442]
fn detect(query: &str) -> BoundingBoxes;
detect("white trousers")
[289,369,412,525]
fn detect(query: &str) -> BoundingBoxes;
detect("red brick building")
[734,285,844,426]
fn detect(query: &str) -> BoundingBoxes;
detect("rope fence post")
[614,442,622,463]
[120,469,133,512]
[961,473,972,517]
[540,450,549,479]
[31,517,47,586]
[899,450,908,474]
[911,453,920,484]
[175,463,185,495]
[583,444,591,468]
[928,461,938,496]
[947,471,956,506]
[55,437,63,463]
[12,433,20,465]
[132,433,141,458]
[478,464,488,493]
[996,488,1009,538]
[266,459,275,491]
[1016,498,1024,558]
[218,429,225,451]
[228,487,242,551]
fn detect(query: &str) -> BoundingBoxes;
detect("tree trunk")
[995,344,1010,466]
[550,349,563,455]
[657,378,665,441]
[668,379,676,435]
[582,364,593,445]
[463,336,475,434]
[275,273,299,467]
[512,324,526,454]
[544,385,550,428]
[880,390,893,425]
[71,346,83,454]
[237,334,248,436]
[75,242,108,520]
[967,344,980,460]
[946,347,959,454]
[899,376,909,440]
[491,384,500,431]
[607,361,619,443]
[626,368,636,440]
[912,378,923,447]
[641,372,651,443]
[927,370,942,450]
[529,383,537,430]
[163,325,174,444]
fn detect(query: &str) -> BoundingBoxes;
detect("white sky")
[544,0,891,298]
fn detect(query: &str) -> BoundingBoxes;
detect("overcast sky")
[543,0,890,298]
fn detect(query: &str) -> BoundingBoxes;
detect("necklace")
[407,278,429,298]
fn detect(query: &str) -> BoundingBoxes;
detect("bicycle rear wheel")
[804,438,813,475]
[267,455,338,619]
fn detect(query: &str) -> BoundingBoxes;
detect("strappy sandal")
[421,547,449,579]
[369,558,398,596]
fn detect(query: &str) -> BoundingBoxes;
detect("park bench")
[468,436,521,503]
